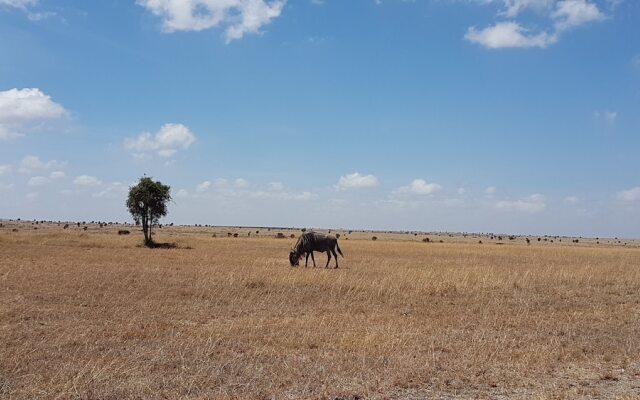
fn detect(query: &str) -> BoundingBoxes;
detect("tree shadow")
[140,241,187,249]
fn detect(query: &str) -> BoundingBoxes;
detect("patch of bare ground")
[0,226,639,399]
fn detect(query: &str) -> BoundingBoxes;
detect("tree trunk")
[142,207,151,246]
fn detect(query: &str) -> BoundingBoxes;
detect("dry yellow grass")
[1,223,639,399]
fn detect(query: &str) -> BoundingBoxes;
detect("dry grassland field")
[1,221,640,399]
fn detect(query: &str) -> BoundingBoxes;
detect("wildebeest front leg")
[331,248,339,268]
[305,253,310,267]
[325,251,332,268]
[310,252,316,267]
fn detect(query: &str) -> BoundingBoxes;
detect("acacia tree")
[126,176,171,247]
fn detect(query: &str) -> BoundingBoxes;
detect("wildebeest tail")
[336,241,344,258]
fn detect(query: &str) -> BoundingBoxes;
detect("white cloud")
[18,155,66,174]
[498,0,554,17]
[49,170,65,179]
[552,0,604,31]
[0,182,13,191]
[335,172,379,191]
[137,0,286,42]
[465,22,557,49]
[595,110,617,125]
[0,88,66,139]
[250,189,315,201]
[214,178,228,187]
[27,11,56,21]
[484,186,497,196]
[617,187,640,202]
[563,196,579,205]
[73,175,102,187]
[469,0,606,49]
[93,181,127,198]
[0,0,37,9]
[457,187,466,195]
[409,179,442,195]
[268,181,284,191]
[234,178,249,188]
[27,176,49,186]
[26,191,39,200]
[394,178,443,196]
[196,180,211,193]
[176,188,189,198]
[496,193,546,213]
[125,123,196,158]
[0,164,11,176]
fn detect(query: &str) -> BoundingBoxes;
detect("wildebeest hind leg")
[325,251,331,268]
[331,248,339,268]
[310,252,316,267]
[305,253,310,267]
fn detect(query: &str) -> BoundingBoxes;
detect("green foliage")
[126,177,171,246]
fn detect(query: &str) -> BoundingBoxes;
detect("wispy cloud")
[496,193,546,213]
[617,187,640,202]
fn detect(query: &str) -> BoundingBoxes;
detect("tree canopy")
[126,176,171,246]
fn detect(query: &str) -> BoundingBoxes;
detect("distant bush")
[83,226,88,231]
[228,232,233,237]
[63,224,69,229]
[290,234,296,238]
[276,233,286,239]
[233,233,239,238]
[371,236,377,241]
[12,228,18,232]
[118,230,131,235]
[423,238,430,243]
[335,233,340,239]
[478,240,482,244]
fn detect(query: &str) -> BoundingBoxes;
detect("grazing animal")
[289,232,344,268]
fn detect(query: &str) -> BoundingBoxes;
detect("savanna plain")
[1,222,640,399]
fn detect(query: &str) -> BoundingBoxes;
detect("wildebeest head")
[289,249,300,266]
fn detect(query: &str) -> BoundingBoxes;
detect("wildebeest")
[289,232,344,268]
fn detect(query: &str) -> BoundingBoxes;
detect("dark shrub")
[118,230,131,235]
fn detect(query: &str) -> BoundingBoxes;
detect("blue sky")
[0,0,639,237]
